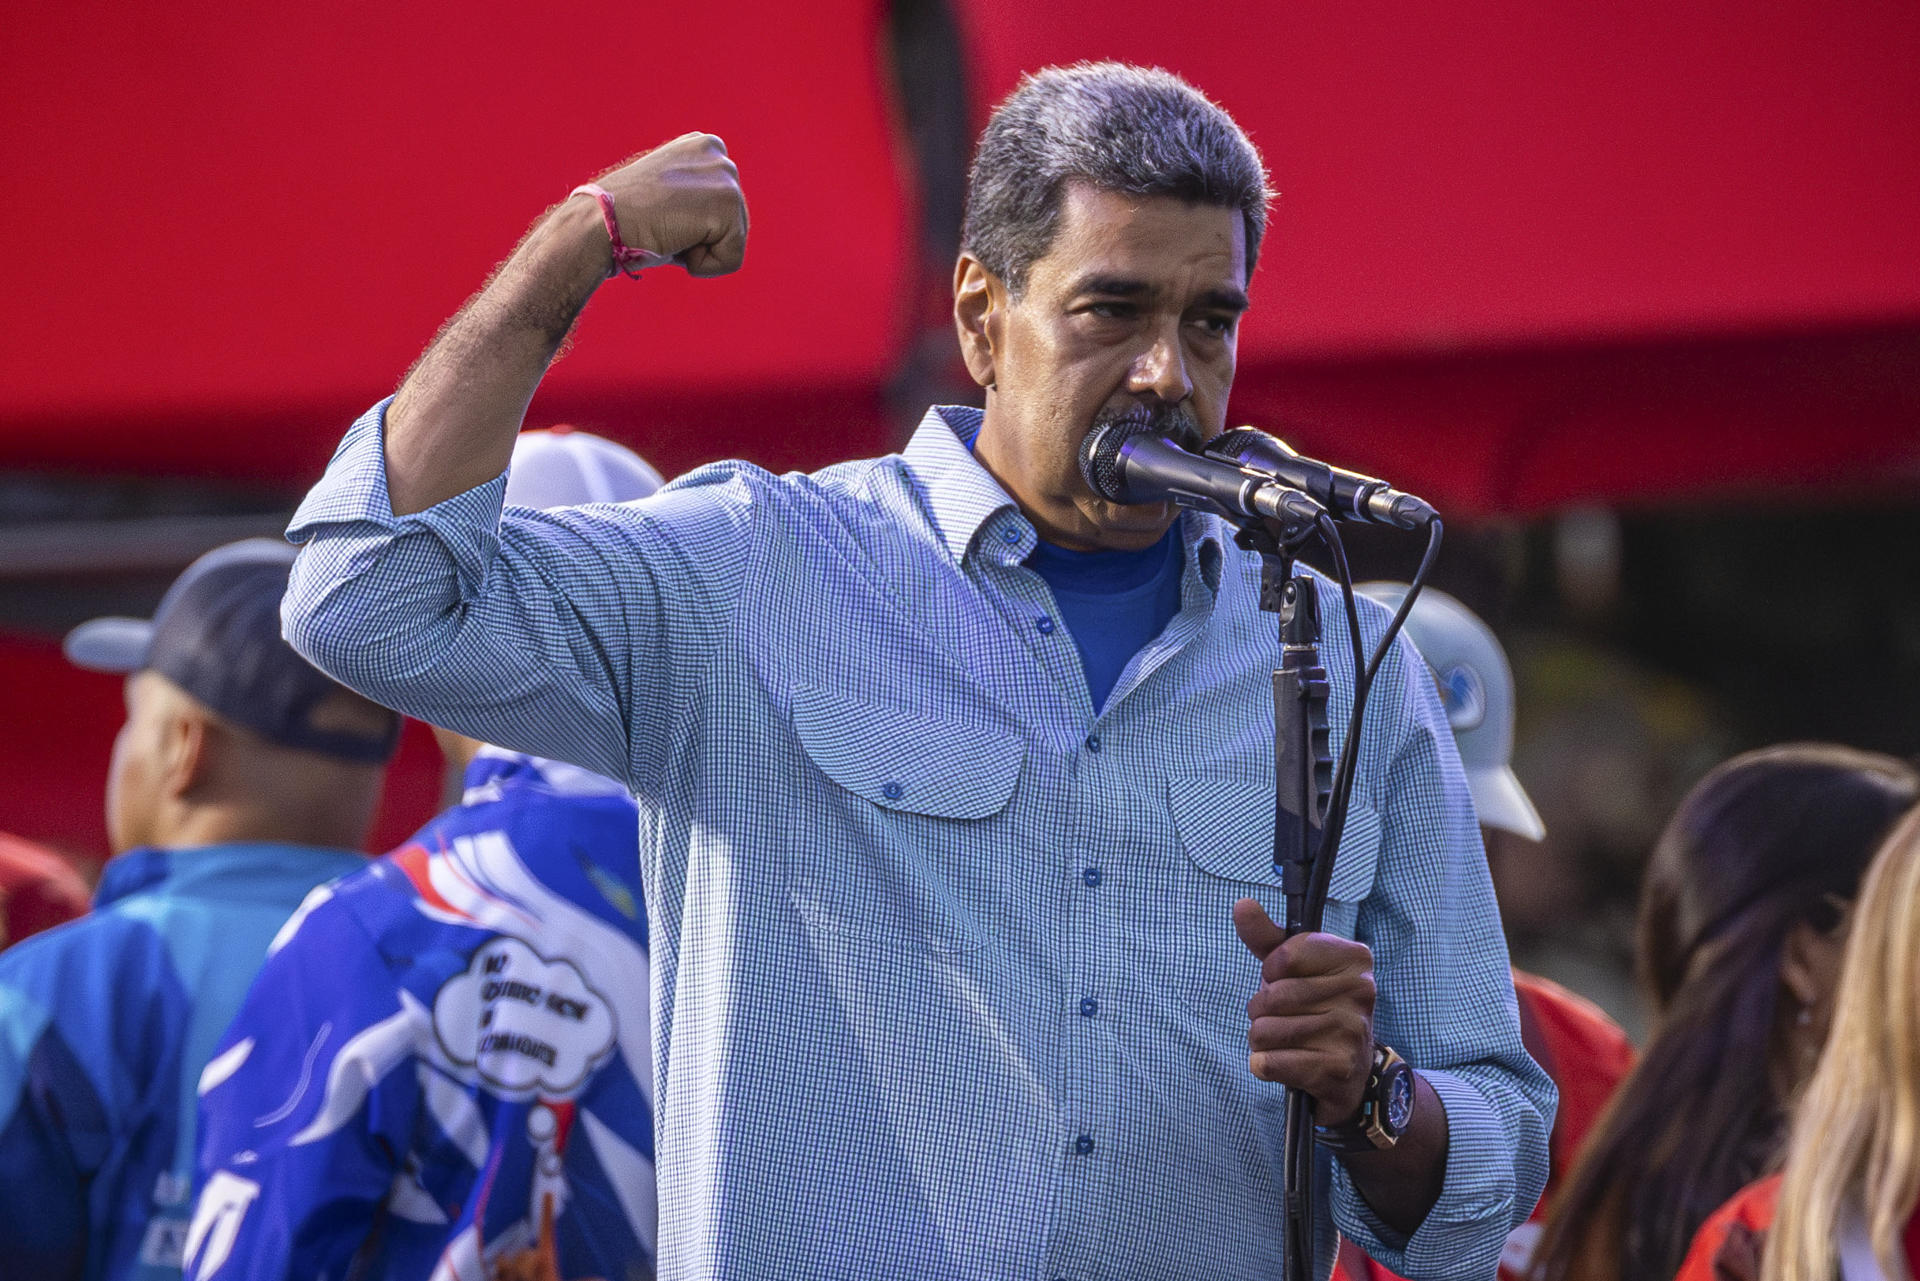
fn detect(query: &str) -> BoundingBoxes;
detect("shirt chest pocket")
[1164,770,1383,1019]
[788,685,1026,954]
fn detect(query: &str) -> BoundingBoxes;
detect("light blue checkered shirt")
[283,401,1552,1281]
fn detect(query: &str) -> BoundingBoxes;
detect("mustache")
[1093,401,1203,452]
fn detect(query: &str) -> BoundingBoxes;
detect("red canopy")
[2,0,1917,511]
[960,0,1920,353]
[954,0,1920,512]
[0,0,910,485]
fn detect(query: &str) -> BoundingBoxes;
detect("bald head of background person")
[107,665,390,856]
[80,538,397,856]
[0,538,398,1281]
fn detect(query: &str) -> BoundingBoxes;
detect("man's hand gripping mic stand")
[1234,515,1334,1281]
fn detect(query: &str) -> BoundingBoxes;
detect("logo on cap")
[1436,663,1487,732]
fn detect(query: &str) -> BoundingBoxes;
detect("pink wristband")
[569,182,671,279]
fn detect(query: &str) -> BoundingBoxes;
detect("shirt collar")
[899,404,1227,586]
[95,842,365,909]
[899,405,1023,565]
[1186,510,1226,595]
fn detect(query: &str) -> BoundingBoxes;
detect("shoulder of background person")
[1674,1174,1781,1281]
[1513,968,1638,1181]
[1513,969,1636,1076]
[0,904,182,1124]
[0,834,90,898]
[0,834,90,944]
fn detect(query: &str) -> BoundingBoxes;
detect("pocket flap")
[793,685,1024,819]
[1167,771,1380,903]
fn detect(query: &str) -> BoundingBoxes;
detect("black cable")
[1307,517,1444,928]
[1315,512,1367,702]
[1363,517,1446,687]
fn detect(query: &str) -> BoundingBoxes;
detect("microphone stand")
[1232,516,1333,1281]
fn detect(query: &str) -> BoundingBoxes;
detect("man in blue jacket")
[189,428,663,1281]
[0,539,399,1280]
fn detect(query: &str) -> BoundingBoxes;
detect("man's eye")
[1193,314,1236,336]
[1087,302,1134,319]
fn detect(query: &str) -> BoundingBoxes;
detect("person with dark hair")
[1674,803,1920,1281]
[1529,743,1920,1281]
[275,62,1551,1278]
[0,540,399,1281]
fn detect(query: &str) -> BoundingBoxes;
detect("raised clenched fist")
[585,133,748,278]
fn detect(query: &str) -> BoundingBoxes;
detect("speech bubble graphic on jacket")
[432,937,616,1097]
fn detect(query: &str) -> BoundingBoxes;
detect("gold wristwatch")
[1314,1043,1415,1154]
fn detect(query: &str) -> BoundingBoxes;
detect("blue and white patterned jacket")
[187,750,653,1281]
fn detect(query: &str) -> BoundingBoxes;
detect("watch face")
[1384,1069,1415,1132]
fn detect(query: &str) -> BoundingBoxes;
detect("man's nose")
[1127,326,1193,405]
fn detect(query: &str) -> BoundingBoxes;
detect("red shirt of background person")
[0,832,90,950]
[1333,586,1637,1281]
[1677,1177,1920,1281]
[1674,1176,1780,1281]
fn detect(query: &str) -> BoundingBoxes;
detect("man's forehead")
[1037,182,1247,294]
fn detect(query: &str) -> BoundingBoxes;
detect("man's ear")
[159,706,214,802]
[953,254,1005,390]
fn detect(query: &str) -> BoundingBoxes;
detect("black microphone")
[1204,427,1437,530]
[1079,420,1325,524]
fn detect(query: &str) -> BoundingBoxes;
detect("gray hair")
[960,62,1273,297]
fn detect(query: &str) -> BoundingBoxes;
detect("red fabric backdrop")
[3,0,1916,510]
[959,0,1920,353]
[952,0,1920,511]
[0,0,910,485]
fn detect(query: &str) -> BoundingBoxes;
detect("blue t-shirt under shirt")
[955,419,1184,710]
[1026,527,1184,711]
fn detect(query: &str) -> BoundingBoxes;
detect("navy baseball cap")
[63,538,400,765]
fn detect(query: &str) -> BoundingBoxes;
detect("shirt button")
[1079,996,1098,1018]
[1001,527,1020,544]
[1082,867,1101,888]
[1036,616,1056,635]
[1084,733,1102,753]
[881,781,904,801]
[1074,1134,1095,1155]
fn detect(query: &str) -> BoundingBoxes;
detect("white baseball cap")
[505,427,665,509]
[1358,583,1547,842]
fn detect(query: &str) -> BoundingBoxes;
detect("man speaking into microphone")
[278,62,1550,1280]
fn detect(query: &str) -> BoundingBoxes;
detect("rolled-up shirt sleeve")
[1329,631,1557,1280]
[284,399,750,789]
